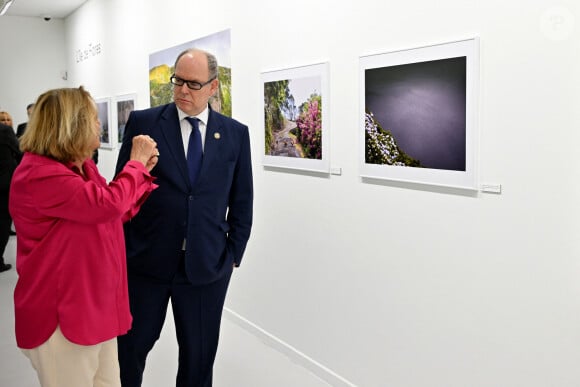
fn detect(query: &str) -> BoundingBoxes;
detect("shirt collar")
[176,105,209,127]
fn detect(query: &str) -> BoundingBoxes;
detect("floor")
[0,235,330,387]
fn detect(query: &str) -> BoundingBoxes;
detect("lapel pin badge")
[214,132,221,139]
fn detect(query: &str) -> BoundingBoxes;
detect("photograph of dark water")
[365,56,467,171]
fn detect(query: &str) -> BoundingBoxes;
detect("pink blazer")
[10,153,156,349]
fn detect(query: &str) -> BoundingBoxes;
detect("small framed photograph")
[359,38,480,190]
[95,97,113,149]
[114,94,137,146]
[262,62,330,173]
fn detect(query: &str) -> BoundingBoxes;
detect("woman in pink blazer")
[9,86,160,387]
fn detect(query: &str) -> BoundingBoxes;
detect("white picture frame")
[359,38,480,190]
[114,93,137,147]
[262,62,330,174]
[95,97,113,149]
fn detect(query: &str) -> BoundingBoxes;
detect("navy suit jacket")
[16,122,27,138]
[0,123,21,194]
[115,103,253,285]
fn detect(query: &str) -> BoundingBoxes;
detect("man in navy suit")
[115,48,253,387]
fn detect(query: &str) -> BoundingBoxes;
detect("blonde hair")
[0,111,13,128]
[20,86,98,163]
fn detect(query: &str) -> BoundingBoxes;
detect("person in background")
[0,111,14,130]
[0,111,18,236]
[115,48,253,387]
[16,103,35,139]
[0,122,21,272]
[9,86,160,387]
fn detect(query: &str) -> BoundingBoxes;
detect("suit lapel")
[158,104,189,185]
[155,105,224,190]
[199,109,223,182]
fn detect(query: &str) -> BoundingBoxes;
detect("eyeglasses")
[170,75,216,90]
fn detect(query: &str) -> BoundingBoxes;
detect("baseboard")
[223,308,357,387]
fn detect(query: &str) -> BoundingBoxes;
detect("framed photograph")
[95,97,113,149]
[114,93,137,146]
[262,62,330,173]
[359,38,479,190]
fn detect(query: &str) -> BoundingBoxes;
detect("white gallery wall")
[0,17,67,127]
[3,0,580,385]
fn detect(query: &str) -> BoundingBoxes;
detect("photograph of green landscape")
[262,62,329,173]
[148,29,231,116]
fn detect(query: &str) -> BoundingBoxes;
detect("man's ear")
[210,78,219,96]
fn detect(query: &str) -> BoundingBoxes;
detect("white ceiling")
[3,0,88,19]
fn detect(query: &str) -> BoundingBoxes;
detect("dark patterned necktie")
[185,117,202,186]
